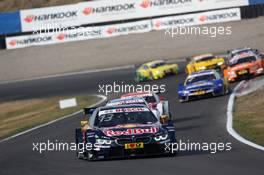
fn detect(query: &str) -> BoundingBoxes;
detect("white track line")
[0,95,107,143]
[0,65,135,85]
[226,81,264,151]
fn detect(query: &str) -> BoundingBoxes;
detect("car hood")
[186,80,214,90]
[194,58,224,68]
[229,62,257,71]
[95,123,164,138]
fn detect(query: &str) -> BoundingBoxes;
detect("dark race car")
[75,104,176,160]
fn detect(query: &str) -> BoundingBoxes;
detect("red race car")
[224,51,264,82]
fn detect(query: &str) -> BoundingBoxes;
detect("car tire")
[179,99,186,103]
[76,152,82,159]
[86,151,95,161]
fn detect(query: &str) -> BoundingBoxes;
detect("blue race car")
[178,70,229,102]
[75,104,176,160]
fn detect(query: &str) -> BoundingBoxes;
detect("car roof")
[109,97,144,102]
[121,91,154,98]
[233,51,256,59]
[230,47,252,54]
[144,60,165,67]
[98,104,148,111]
[192,53,214,61]
[189,70,215,77]
[107,97,146,105]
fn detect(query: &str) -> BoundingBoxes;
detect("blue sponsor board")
[249,0,264,5]
[0,11,21,35]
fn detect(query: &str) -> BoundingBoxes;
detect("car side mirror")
[81,120,88,127]
[159,96,165,101]
[160,115,169,125]
[83,107,96,115]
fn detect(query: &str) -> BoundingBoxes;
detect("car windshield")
[229,56,257,66]
[143,96,157,103]
[150,62,166,68]
[107,100,146,106]
[185,74,216,85]
[195,56,215,63]
[231,50,251,57]
[95,110,158,128]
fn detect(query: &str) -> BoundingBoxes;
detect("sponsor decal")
[99,107,150,116]
[104,127,159,136]
[23,11,78,23]
[8,40,17,46]
[82,3,135,16]
[199,11,239,23]
[8,36,52,47]
[57,33,66,40]
[155,17,194,28]
[107,99,145,106]
[140,0,192,9]
[82,7,93,15]
[103,21,151,36]
[155,20,162,28]
[55,29,102,41]
[106,27,116,35]
[122,93,153,98]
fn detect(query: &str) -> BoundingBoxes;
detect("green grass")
[0,95,101,140]
[234,88,264,146]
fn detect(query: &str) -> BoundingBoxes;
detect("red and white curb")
[226,81,264,151]
[0,95,107,143]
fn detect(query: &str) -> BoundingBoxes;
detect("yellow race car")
[185,53,226,75]
[135,60,179,82]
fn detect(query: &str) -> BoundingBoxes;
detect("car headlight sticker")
[217,62,224,66]
[96,138,112,145]
[154,133,168,141]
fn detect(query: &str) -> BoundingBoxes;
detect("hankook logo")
[82,3,135,16]
[140,0,192,9]
[23,11,78,23]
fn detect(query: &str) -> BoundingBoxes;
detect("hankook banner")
[20,0,248,32]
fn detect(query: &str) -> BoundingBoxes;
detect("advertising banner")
[101,20,152,38]
[7,8,241,49]
[6,26,102,49]
[152,8,241,30]
[20,4,80,32]
[79,0,247,25]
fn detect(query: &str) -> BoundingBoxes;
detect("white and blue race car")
[178,70,230,102]
[106,97,161,119]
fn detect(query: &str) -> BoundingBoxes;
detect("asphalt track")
[0,62,264,175]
